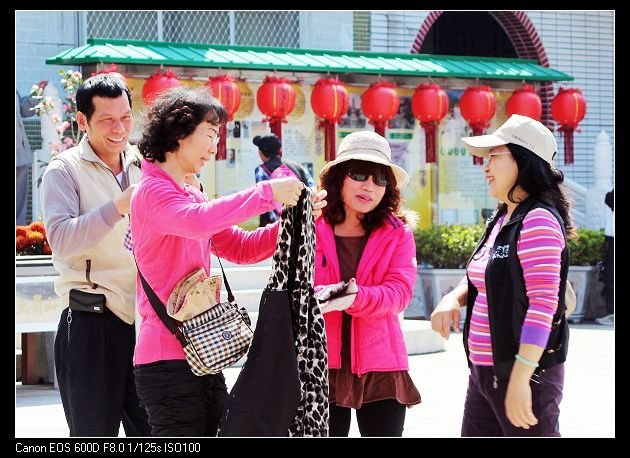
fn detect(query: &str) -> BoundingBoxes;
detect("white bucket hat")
[319,131,410,189]
[461,114,558,166]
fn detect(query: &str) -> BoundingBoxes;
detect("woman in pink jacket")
[130,87,322,437]
[315,131,421,437]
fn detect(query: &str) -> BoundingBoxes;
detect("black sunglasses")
[347,169,389,187]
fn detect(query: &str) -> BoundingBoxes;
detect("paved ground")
[15,322,614,438]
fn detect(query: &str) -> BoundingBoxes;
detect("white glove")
[315,278,358,314]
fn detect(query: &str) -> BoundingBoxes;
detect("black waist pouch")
[69,289,105,313]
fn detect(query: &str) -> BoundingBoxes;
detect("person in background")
[16,81,46,225]
[431,114,576,437]
[596,188,614,325]
[314,131,421,437]
[41,73,150,437]
[253,133,315,226]
[131,86,326,437]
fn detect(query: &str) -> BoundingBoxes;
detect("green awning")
[47,38,573,82]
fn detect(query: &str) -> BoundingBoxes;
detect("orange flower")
[29,222,46,235]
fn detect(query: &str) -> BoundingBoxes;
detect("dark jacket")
[463,196,570,381]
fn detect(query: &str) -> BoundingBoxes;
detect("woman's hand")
[312,189,327,219]
[505,375,538,429]
[269,177,304,207]
[430,284,467,339]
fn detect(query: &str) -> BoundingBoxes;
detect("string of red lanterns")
[141,69,181,106]
[411,83,449,164]
[207,75,241,161]
[460,85,496,165]
[256,75,296,144]
[311,77,349,161]
[361,80,400,137]
[551,87,586,165]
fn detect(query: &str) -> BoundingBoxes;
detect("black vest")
[463,196,570,381]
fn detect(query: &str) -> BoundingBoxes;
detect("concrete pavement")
[15,322,614,438]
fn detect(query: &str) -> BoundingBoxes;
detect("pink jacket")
[315,215,417,375]
[131,160,279,365]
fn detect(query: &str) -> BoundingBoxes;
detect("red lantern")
[460,85,496,165]
[256,76,296,143]
[361,81,400,137]
[311,78,349,161]
[91,64,127,84]
[551,87,586,165]
[142,69,181,106]
[207,75,241,161]
[506,84,542,121]
[411,83,449,163]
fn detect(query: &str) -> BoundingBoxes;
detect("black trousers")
[329,400,406,437]
[54,307,150,437]
[134,359,227,437]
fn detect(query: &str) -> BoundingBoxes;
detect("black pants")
[54,307,150,437]
[329,400,406,437]
[134,359,228,437]
[603,236,614,315]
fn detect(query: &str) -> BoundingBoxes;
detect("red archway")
[410,11,554,129]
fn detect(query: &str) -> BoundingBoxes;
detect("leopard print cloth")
[267,186,329,437]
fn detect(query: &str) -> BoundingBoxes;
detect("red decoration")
[361,81,400,137]
[411,83,449,163]
[256,76,296,143]
[207,75,242,161]
[506,84,542,121]
[142,69,181,106]
[460,85,496,165]
[91,64,127,84]
[311,77,349,161]
[551,87,586,165]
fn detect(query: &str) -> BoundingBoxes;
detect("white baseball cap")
[319,131,409,189]
[461,114,558,166]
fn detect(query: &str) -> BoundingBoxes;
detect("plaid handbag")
[136,248,253,376]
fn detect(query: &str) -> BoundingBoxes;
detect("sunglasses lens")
[348,172,369,182]
[374,173,389,187]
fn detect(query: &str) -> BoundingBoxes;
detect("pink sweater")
[131,160,279,365]
[315,216,417,375]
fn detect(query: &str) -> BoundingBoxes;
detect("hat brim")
[461,133,509,158]
[319,153,409,189]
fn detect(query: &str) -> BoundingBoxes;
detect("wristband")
[515,354,539,368]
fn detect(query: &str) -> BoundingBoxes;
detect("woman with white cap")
[431,114,577,436]
[314,130,421,437]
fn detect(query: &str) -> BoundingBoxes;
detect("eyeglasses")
[347,170,389,187]
[484,151,511,164]
[210,134,220,146]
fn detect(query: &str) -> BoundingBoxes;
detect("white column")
[585,130,613,230]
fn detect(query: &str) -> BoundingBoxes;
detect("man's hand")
[312,189,327,219]
[114,184,137,216]
[269,177,304,207]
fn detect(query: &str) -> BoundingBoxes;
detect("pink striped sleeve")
[517,208,565,347]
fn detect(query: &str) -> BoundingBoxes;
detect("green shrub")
[415,224,485,268]
[415,224,605,268]
[569,228,605,266]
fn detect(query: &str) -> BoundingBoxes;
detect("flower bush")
[29,69,83,158]
[16,222,52,256]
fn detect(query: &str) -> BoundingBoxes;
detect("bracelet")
[515,354,539,368]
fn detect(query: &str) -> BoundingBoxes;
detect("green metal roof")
[47,38,573,82]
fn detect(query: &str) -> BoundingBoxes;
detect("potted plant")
[411,224,605,323]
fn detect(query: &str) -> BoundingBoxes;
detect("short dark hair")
[137,87,228,163]
[75,73,132,122]
[253,134,282,158]
[321,159,401,235]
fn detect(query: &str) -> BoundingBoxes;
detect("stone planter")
[412,265,604,325]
